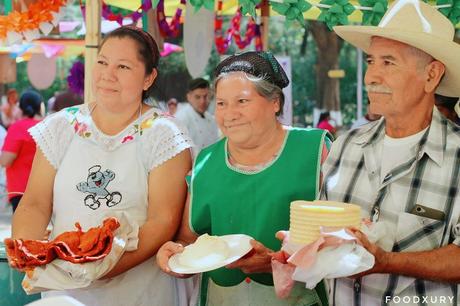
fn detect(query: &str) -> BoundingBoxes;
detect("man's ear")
[144,69,158,91]
[425,61,446,93]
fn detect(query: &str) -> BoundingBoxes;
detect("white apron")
[40,107,192,306]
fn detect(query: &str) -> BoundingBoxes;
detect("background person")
[9,26,193,306]
[167,97,178,115]
[50,89,84,113]
[316,111,336,136]
[0,90,43,212]
[175,78,219,153]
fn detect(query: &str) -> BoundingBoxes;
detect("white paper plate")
[168,234,253,274]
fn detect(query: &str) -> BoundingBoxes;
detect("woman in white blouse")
[9,26,193,306]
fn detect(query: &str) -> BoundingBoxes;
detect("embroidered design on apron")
[76,165,122,210]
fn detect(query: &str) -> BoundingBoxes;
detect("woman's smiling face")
[215,72,280,147]
[92,37,155,111]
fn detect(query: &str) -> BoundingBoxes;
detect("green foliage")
[317,0,355,30]
[239,0,262,17]
[437,0,460,25]
[339,43,360,126]
[268,18,361,127]
[204,48,222,81]
[270,0,311,24]
[189,0,215,12]
[151,0,160,9]
[103,5,133,16]
[182,0,460,28]
[359,0,388,25]
[341,102,357,126]
[158,51,188,75]
[269,19,316,125]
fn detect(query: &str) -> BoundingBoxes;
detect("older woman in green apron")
[158,52,330,306]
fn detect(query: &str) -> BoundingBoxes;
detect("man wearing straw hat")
[319,0,460,304]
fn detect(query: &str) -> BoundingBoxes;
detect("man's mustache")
[365,85,393,94]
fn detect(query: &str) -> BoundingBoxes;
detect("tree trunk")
[309,21,343,111]
[300,23,309,56]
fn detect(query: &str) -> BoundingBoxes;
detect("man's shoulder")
[431,109,460,146]
[175,103,193,119]
[336,119,381,145]
[350,117,370,129]
[445,120,460,144]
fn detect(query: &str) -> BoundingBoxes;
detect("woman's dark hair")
[19,90,42,118]
[318,111,330,124]
[99,26,160,101]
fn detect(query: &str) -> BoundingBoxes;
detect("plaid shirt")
[320,108,460,306]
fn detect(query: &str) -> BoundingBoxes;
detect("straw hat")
[334,0,460,97]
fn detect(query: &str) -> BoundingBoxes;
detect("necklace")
[87,103,145,151]
[90,103,143,135]
[226,129,288,173]
[227,151,278,171]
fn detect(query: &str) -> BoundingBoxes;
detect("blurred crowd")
[0,87,83,213]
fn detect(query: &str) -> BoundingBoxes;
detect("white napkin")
[22,212,139,294]
[291,240,374,289]
[283,221,394,290]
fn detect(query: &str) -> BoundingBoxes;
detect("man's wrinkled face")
[364,37,428,119]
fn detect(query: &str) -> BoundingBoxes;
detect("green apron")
[190,128,329,305]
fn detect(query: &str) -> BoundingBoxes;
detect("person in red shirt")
[0,90,43,212]
[317,111,337,136]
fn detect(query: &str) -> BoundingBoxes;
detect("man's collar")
[189,104,206,118]
[422,107,446,167]
[352,116,385,146]
[186,103,206,118]
[352,107,446,166]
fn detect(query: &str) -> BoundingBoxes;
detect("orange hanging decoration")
[0,0,67,43]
